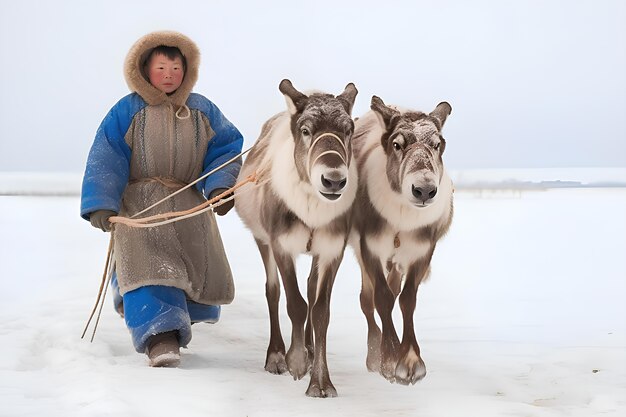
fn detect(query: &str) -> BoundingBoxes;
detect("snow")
[1,186,625,416]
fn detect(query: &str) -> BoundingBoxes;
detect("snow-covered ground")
[1,187,625,416]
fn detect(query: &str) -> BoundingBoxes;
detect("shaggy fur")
[124,31,200,108]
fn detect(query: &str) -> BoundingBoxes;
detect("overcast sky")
[1,0,624,172]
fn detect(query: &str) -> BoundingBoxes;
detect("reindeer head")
[371,96,451,208]
[279,79,358,201]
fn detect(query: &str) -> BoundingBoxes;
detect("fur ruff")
[124,31,200,108]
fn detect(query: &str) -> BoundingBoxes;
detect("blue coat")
[81,92,243,305]
[81,92,243,218]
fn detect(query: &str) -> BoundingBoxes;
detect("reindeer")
[350,96,453,385]
[235,79,358,397]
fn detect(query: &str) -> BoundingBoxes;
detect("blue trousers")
[111,273,220,353]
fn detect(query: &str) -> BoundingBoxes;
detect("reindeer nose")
[321,174,347,192]
[412,184,438,203]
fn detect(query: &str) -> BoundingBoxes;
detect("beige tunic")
[113,103,234,305]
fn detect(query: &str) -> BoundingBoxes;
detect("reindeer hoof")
[366,344,382,373]
[265,352,288,375]
[366,331,382,372]
[366,356,381,373]
[379,331,400,382]
[380,359,398,383]
[286,347,309,380]
[394,350,426,385]
[306,382,338,398]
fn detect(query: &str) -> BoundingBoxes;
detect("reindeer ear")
[279,79,308,115]
[371,95,398,130]
[430,102,452,128]
[337,83,358,115]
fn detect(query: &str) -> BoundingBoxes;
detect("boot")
[115,300,124,318]
[145,331,180,367]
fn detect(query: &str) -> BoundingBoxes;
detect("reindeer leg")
[306,255,341,398]
[273,249,309,380]
[355,248,381,372]
[387,264,402,300]
[256,239,288,374]
[361,238,400,382]
[395,262,431,385]
[305,259,319,371]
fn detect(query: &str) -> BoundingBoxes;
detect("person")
[80,31,243,367]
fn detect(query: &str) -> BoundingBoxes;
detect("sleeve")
[80,94,146,220]
[189,94,244,198]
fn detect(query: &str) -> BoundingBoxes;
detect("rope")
[81,235,115,341]
[90,259,113,343]
[132,148,251,219]
[175,104,191,120]
[306,132,347,172]
[109,173,256,228]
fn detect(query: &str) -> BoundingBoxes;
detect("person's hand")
[89,210,117,232]
[209,188,234,216]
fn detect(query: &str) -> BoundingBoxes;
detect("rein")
[131,148,251,219]
[109,174,255,228]
[306,132,347,171]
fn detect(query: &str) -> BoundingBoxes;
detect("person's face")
[146,53,184,94]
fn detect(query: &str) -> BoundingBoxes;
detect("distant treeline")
[1,176,625,196]
[456,180,626,190]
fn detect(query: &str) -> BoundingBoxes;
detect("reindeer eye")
[433,142,440,150]
[391,135,405,151]
[301,128,310,137]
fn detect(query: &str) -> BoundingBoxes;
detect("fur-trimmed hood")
[124,31,200,108]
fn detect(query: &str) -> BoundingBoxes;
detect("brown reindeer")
[235,79,358,397]
[350,96,453,385]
